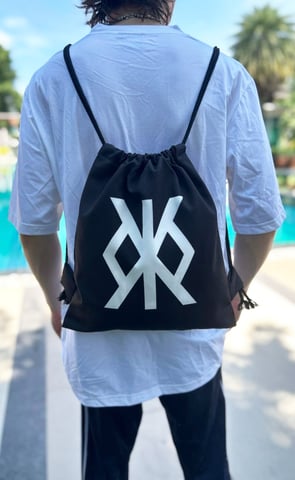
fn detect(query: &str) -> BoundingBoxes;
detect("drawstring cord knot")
[238,289,258,311]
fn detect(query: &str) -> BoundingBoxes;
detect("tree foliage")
[231,5,295,103]
[278,80,295,152]
[0,44,22,112]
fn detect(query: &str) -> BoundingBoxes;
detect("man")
[9,1,285,478]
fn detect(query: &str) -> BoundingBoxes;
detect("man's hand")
[231,292,242,323]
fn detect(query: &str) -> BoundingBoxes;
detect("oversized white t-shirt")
[9,24,285,407]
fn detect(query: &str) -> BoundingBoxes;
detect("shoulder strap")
[182,47,220,144]
[181,47,234,273]
[63,44,105,145]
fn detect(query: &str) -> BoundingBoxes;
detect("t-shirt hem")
[8,214,59,235]
[69,365,221,407]
[233,210,286,235]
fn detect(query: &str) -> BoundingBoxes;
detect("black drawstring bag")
[59,45,256,332]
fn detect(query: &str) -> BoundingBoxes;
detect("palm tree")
[278,79,295,152]
[231,5,295,103]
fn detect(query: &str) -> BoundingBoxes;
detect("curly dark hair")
[80,1,172,27]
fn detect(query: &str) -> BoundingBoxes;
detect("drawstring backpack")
[59,44,256,332]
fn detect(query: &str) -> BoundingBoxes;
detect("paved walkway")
[0,247,294,479]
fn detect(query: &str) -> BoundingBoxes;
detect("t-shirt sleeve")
[226,75,286,234]
[9,87,62,235]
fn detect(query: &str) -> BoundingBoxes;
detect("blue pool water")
[1,190,295,273]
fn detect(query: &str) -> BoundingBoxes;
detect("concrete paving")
[0,247,295,480]
[224,247,295,480]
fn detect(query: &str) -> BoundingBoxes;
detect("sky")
[0,0,294,93]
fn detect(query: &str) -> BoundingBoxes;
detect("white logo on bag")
[103,196,196,310]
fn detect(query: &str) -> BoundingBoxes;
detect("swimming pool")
[1,190,295,273]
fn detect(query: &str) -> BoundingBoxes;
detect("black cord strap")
[182,46,220,144]
[63,44,106,145]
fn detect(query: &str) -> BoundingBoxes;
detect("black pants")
[82,369,231,480]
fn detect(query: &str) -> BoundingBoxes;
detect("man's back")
[10,23,284,408]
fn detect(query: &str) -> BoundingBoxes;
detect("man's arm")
[231,231,276,320]
[20,233,62,336]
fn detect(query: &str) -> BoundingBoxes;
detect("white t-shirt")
[9,25,285,407]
